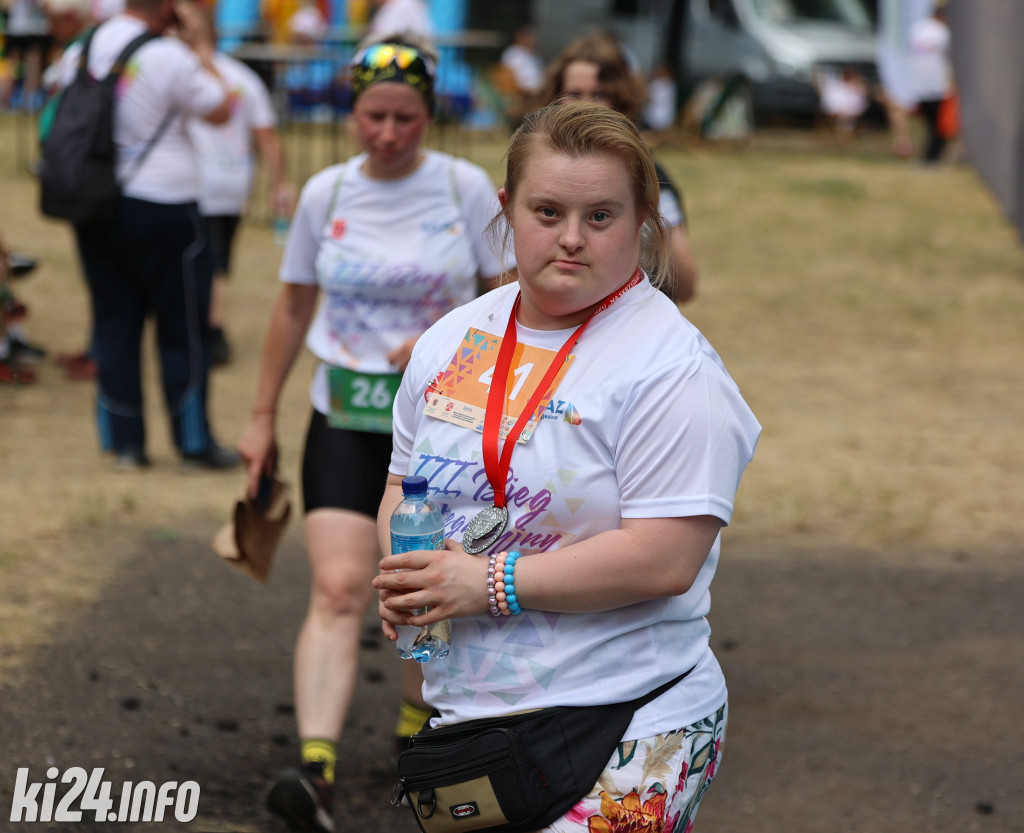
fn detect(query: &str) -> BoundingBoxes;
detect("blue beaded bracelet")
[504,551,523,615]
[490,550,524,617]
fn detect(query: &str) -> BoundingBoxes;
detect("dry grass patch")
[667,145,1024,552]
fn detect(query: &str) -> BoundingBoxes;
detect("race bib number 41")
[423,327,576,443]
[327,366,401,433]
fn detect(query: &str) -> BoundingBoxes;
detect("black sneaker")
[8,334,46,364]
[7,253,37,279]
[209,328,232,367]
[266,765,335,833]
[181,442,241,471]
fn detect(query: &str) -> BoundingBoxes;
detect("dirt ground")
[2,118,1023,832]
[2,528,1023,833]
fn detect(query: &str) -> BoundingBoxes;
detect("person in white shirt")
[500,23,543,96]
[539,32,699,304]
[53,0,239,470]
[366,0,432,40]
[89,0,124,20]
[643,63,679,131]
[374,101,760,833]
[908,1,953,163]
[187,10,293,366]
[237,35,507,833]
[816,67,869,136]
[876,0,933,158]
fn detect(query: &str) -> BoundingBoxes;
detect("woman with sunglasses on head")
[537,31,699,305]
[238,35,508,833]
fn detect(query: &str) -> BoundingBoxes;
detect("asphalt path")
[1,526,1022,832]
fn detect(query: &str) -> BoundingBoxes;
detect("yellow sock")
[395,700,433,739]
[300,738,337,784]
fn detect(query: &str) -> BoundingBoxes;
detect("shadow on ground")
[1,527,1022,832]
[0,527,419,833]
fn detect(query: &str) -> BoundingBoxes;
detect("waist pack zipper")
[392,746,513,807]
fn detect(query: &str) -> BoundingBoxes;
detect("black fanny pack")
[392,669,692,833]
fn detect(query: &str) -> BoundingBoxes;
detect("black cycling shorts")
[205,214,241,276]
[301,409,393,517]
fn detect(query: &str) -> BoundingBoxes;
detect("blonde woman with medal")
[374,102,760,832]
[237,34,507,833]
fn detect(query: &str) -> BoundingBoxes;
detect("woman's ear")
[498,188,508,209]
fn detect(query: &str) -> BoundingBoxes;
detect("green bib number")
[327,366,401,433]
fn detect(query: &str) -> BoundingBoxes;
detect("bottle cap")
[401,475,428,495]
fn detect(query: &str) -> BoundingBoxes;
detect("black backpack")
[39,26,163,225]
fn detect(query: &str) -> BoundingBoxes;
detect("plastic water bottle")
[390,476,451,662]
[272,214,289,246]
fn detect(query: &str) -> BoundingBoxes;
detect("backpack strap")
[447,155,463,213]
[98,30,174,188]
[75,26,154,80]
[109,31,159,78]
[122,108,176,187]
[76,26,100,76]
[320,162,349,239]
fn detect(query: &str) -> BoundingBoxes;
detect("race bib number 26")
[327,366,401,433]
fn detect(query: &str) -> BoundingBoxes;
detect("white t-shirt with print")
[56,15,227,204]
[280,150,507,415]
[188,52,277,216]
[390,278,761,738]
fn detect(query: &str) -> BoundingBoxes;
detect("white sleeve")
[614,353,760,524]
[389,307,476,476]
[278,166,340,285]
[389,320,442,475]
[453,159,511,278]
[390,362,419,477]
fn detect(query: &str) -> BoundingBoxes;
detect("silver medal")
[462,505,509,554]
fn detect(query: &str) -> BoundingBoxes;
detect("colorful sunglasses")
[357,43,426,72]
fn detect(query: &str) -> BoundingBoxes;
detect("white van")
[683,0,877,118]
[531,0,877,121]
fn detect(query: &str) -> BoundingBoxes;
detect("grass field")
[2,113,1023,570]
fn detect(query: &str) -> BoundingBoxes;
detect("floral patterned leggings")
[544,702,728,833]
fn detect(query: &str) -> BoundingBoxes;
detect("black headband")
[350,42,436,112]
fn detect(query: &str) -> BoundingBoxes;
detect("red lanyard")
[481,268,643,509]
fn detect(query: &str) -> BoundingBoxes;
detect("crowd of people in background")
[2,0,956,155]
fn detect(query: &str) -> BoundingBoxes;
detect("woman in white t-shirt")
[538,32,699,305]
[374,103,760,833]
[238,35,506,833]
[187,10,293,366]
